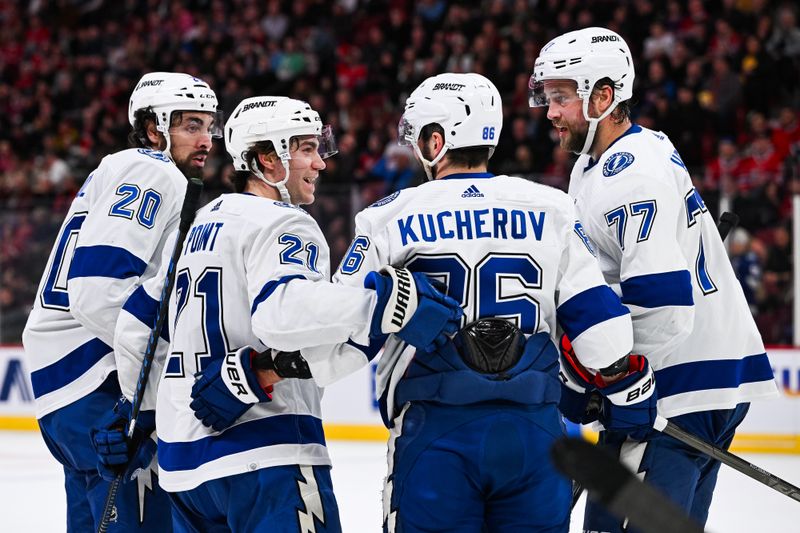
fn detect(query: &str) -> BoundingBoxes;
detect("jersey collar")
[584,123,643,172]
[440,172,495,180]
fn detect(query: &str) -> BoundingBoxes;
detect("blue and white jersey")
[303,173,634,423]
[22,148,185,418]
[146,193,376,492]
[569,124,778,417]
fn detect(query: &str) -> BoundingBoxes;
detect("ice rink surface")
[1,430,798,532]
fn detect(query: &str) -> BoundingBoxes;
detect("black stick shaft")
[659,419,800,503]
[97,178,203,533]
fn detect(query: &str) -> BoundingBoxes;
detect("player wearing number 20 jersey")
[22,73,221,532]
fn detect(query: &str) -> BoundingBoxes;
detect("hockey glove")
[558,335,601,425]
[595,354,658,441]
[366,266,463,352]
[190,346,273,432]
[91,398,157,483]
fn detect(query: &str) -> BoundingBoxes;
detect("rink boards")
[1,345,799,453]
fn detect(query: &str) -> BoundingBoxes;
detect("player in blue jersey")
[22,72,223,531]
[117,96,460,532]
[299,72,657,532]
[529,27,779,532]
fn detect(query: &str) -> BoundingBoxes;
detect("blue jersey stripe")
[346,334,386,362]
[557,285,629,341]
[655,353,774,398]
[67,245,147,280]
[620,270,693,308]
[158,414,326,471]
[441,172,495,180]
[250,275,306,315]
[29,337,113,398]
[121,285,169,342]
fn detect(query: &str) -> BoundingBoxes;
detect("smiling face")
[168,111,215,179]
[543,80,590,153]
[280,135,327,205]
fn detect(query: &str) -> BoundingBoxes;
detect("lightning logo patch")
[296,466,325,532]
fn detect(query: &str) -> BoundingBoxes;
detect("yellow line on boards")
[1,416,797,453]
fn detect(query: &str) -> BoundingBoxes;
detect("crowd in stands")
[0,0,799,343]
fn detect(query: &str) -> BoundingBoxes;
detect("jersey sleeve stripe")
[346,335,386,362]
[654,353,774,398]
[557,285,630,341]
[157,413,325,471]
[620,270,693,308]
[67,245,148,280]
[121,285,170,342]
[29,337,113,397]
[250,274,307,315]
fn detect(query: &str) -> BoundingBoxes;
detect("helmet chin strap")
[412,141,450,181]
[250,157,294,205]
[577,98,619,156]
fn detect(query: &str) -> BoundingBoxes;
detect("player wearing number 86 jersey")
[300,73,641,533]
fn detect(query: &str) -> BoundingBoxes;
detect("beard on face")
[174,151,208,180]
[561,121,589,153]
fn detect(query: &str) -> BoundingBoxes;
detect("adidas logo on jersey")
[461,185,484,198]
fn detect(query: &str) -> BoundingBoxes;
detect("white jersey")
[569,124,778,417]
[22,148,187,418]
[303,173,634,421]
[143,193,376,492]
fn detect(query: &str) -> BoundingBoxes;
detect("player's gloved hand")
[595,354,658,441]
[190,346,273,432]
[557,334,601,425]
[90,398,157,483]
[365,265,463,352]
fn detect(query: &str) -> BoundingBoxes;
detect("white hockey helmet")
[398,72,502,180]
[128,72,222,158]
[224,96,337,204]
[529,27,634,154]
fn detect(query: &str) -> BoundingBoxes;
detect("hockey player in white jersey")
[137,96,461,532]
[22,72,222,531]
[529,27,779,532]
[302,72,659,532]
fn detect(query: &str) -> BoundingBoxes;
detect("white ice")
[1,431,798,532]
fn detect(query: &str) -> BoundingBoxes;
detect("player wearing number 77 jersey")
[300,73,656,533]
[22,72,223,532]
[530,27,778,532]
[118,96,460,532]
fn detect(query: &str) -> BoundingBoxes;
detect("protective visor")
[397,115,417,146]
[528,76,581,108]
[170,110,226,138]
[317,124,338,159]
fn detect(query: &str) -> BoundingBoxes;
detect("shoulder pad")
[368,191,400,208]
[602,151,635,177]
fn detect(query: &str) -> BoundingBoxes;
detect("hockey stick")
[97,177,204,533]
[553,437,704,533]
[655,415,800,502]
[570,211,739,510]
